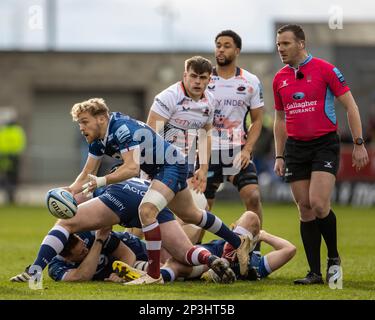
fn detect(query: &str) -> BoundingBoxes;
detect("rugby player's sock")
[160,267,175,282]
[32,225,70,270]
[317,210,339,258]
[300,220,322,275]
[222,225,254,261]
[198,210,241,248]
[185,246,212,265]
[134,261,148,271]
[142,221,161,279]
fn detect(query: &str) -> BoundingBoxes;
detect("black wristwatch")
[354,137,364,146]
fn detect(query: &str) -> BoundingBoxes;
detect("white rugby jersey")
[150,81,214,156]
[208,67,264,150]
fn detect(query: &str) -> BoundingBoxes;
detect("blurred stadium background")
[0,0,374,206]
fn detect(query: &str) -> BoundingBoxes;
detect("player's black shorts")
[203,148,259,199]
[284,131,340,183]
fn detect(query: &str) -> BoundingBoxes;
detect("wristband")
[275,156,285,160]
[87,174,107,188]
[96,176,107,188]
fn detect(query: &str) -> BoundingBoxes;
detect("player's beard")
[216,55,233,66]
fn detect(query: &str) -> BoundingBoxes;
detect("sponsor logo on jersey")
[115,124,130,143]
[155,97,169,111]
[280,80,288,88]
[208,85,215,90]
[286,100,317,110]
[292,92,305,100]
[219,84,235,88]
[237,85,246,92]
[217,99,245,107]
[102,193,126,211]
[122,183,146,196]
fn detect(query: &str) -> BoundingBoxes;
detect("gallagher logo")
[292,92,305,100]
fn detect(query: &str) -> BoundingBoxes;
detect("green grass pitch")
[0,203,374,300]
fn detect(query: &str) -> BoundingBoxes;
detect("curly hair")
[70,98,110,121]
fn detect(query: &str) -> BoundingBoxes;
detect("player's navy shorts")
[152,162,189,194]
[203,148,258,199]
[284,131,340,183]
[201,239,270,279]
[98,181,175,228]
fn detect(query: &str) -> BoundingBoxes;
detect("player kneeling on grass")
[10,178,235,285]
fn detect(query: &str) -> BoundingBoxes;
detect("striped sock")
[160,267,175,282]
[198,210,241,248]
[134,261,148,272]
[185,246,212,265]
[32,225,70,270]
[142,221,161,279]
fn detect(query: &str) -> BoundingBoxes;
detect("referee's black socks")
[300,219,322,275]
[317,210,339,259]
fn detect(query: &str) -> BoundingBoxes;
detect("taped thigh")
[140,189,168,212]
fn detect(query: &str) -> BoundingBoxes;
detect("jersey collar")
[288,54,313,69]
[299,54,313,66]
[212,66,241,77]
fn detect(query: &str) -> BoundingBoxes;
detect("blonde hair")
[70,98,110,121]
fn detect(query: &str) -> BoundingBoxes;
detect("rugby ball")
[46,188,77,219]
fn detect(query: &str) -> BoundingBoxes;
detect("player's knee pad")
[204,183,220,200]
[140,189,168,212]
[232,171,258,191]
[190,189,208,210]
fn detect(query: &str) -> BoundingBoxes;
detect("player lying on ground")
[47,211,295,284]
[48,227,140,282]
[10,178,237,284]
[115,211,296,283]
[46,227,191,284]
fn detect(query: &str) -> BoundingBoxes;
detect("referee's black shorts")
[284,131,340,183]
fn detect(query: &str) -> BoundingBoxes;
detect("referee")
[273,25,369,285]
